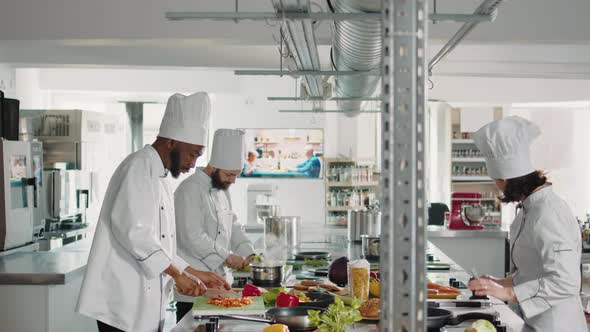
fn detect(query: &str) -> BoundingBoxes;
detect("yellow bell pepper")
[262,324,290,332]
[369,279,380,298]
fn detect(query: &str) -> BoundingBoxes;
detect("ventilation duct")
[271,0,324,111]
[331,0,382,117]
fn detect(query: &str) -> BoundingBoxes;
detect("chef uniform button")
[162,235,165,238]
[161,206,164,210]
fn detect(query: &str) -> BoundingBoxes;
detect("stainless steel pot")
[361,235,380,262]
[250,263,285,287]
[264,216,301,255]
[348,209,381,242]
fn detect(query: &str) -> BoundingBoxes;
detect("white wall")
[22,67,334,225]
[0,63,16,98]
[431,76,590,104]
[426,102,452,206]
[337,113,379,162]
[207,78,328,225]
[503,106,590,220]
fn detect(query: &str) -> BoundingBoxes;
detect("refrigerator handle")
[76,189,89,208]
[24,177,38,208]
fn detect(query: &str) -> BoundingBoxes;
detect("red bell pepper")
[370,271,380,281]
[242,284,261,297]
[275,292,299,307]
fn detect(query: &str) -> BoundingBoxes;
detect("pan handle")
[447,312,497,326]
[219,314,272,324]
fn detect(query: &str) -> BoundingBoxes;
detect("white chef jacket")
[76,145,189,332]
[509,185,587,331]
[174,168,255,301]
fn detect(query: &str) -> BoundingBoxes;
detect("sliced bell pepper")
[242,284,262,297]
[275,292,300,307]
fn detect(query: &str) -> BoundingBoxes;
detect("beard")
[169,147,181,179]
[211,169,231,190]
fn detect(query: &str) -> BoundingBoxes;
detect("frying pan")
[427,307,496,330]
[298,292,335,308]
[222,306,326,331]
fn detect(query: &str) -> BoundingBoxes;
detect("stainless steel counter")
[172,260,525,332]
[43,226,92,239]
[427,225,509,239]
[172,315,378,332]
[0,238,92,285]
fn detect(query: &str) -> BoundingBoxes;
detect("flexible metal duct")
[331,0,381,116]
[272,0,323,99]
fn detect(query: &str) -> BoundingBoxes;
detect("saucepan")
[427,307,496,330]
[222,306,326,331]
[250,263,285,287]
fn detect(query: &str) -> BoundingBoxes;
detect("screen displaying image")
[240,129,324,179]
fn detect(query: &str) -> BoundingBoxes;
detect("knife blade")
[203,288,241,299]
[428,301,492,308]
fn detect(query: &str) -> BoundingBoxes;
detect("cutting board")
[192,296,266,316]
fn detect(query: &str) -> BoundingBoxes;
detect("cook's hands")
[468,277,517,303]
[224,254,247,270]
[186,267,231,290]
[165,265,205,296]
[477,274,513,288]
[244,254,256,265]
[174,273,207,296]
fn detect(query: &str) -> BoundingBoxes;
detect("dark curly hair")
[500,170,548,203]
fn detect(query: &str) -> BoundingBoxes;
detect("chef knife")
[428,301,492,308]
[182,270,238,298]
[203,288,241,299]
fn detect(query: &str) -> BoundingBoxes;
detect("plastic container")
[347,259,370,300]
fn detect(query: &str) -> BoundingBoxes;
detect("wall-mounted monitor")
[240,128,324,179]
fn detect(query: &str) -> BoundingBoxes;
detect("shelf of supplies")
[452,176,493,182]
[327,206,364,212]
[452,157,485,162]
[327,181,379,188]
[452,139,475,144]
[256,141,278,144]
[307,141,322,144]
[480,198,498,202]
[488,212,501,217]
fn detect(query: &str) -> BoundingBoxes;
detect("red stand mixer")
[447,192,486,230]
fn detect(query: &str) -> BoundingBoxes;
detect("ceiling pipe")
[271,0,323,104]
[165,12,494,23]
[429,0,504,74]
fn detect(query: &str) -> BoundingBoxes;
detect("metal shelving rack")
[381,0,427,330]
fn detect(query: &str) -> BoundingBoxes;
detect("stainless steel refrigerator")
[0,140,43,251]
[21,109,127,226]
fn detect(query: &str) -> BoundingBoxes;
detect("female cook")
[468,116,586,331]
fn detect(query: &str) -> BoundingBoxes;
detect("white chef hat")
[473,116,541,180]
[158,92,211,146]
[209,129,246,171]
